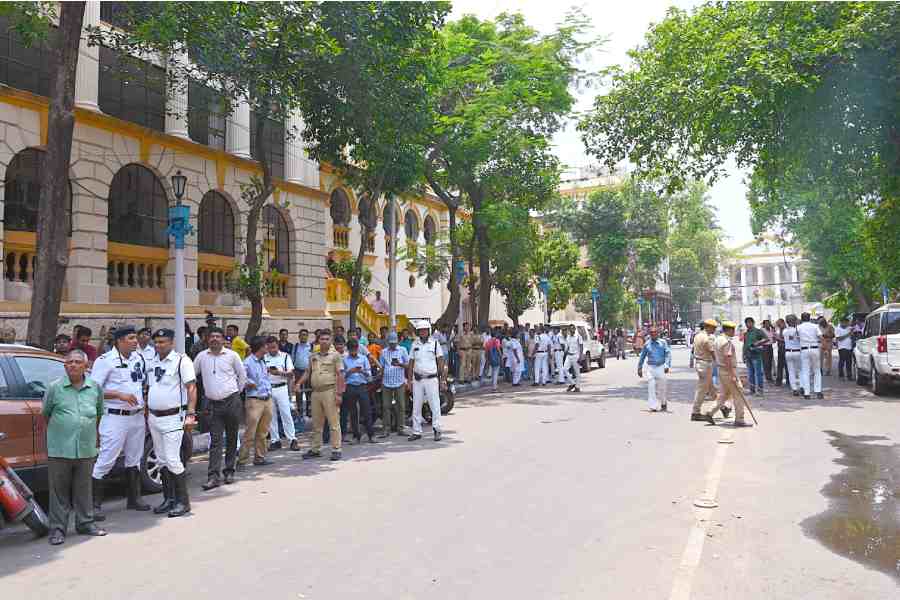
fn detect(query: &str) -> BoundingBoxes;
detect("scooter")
[0,432,50,537]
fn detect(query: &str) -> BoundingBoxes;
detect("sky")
[449,0,754,245]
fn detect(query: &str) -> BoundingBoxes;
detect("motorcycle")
[0,432,50,537]
[367,373,455,426]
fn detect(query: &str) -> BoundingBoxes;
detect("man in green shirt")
[742,317,770,396]
[42,349,108,545]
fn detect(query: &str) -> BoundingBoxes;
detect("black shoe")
[223,472,235,485]
[92,477,106,522]
[733,421,753,428]
[290,439,301,451]
[702,413,716,425]
[153,468,175,514]
[269,441,282,451]
[253,458,273,466]
[816,392,824,399]
[302,449,322,460]
[660,404,668,412]
[202,476,221,491]
[566,384,574,392]
[49,530,65,545]
[126,467,150,511]
[691,413,707,422]
[330,451,342,461]
[804,395,811,400]
[721,405,732,419]
[75,524,107,537]
[407,434,422,441]
[168,472,191,518]
[571,387,580,393]
[434,430,442,442]
[792,390,800,397]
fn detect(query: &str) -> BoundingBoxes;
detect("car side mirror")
[26,381,47,398]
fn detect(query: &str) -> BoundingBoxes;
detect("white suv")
[550,321,606,371]
[853,303,900,395]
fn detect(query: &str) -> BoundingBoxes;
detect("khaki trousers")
[709,375,745,422]
[691,360,715,413]
[458,350,470,381]
[238,396,272,464]
[466,350,481,381]
[310,388,342,452]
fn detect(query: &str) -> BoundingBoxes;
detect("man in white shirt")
[797,312,823,399]
[407,321,445,442]
[834,317,854,380]
[551,327,566,384]
[532,326,551,386]
[264,336,298,451]
[563,325,583,392]
[783,314,803,396]
[370,290,389,314]
[506,331,525,386]
[137,327,157,362]
[193,327,248,489]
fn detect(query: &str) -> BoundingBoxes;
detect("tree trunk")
[475,221,492,329]
[848,279,872,313]
[349,225,371,334]
[26,3,84,349]
[243,112,273,339]
[466,244,478,325]
[434,205,460,329]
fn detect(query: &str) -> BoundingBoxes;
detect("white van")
[852,303,900,395]
[549,321,606,371]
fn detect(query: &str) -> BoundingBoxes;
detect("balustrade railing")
[107,242,168,304]
[333,226,349,249]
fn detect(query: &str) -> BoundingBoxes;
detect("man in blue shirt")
[637,327,672,412]
[292,329,312,424]
[239,336,274,467]
[341,339,376,443]
[378,332,409,437]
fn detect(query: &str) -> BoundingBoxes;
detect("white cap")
[411,318,431,332]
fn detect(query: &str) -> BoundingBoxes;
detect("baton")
[733,384,759,426]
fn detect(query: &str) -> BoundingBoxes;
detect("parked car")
[549,321,606,371]
[0,344,187,496]
[669,327,691,346]
[852,304,900,395]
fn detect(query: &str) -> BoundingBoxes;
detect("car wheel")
[870,361,887,396]
[854,357,867,386]
[140,436,163,494]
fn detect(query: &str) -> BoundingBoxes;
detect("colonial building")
[0,3,450,340]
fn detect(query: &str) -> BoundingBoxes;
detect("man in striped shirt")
[378,333,409,437]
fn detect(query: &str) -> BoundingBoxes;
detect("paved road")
[2,347,898,599]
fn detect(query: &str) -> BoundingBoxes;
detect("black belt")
[108,408,141,416]
[801,346,819,350]
[272,382,287,388]
[414,373,437,381]
[149,406,187,417]
[535,351,547,354]
[785,349,801,352]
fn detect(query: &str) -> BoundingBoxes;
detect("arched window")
[382,201,399,235]
[108,164,169,247]
[262,205,289,273]
[330,189,351,226]
[198,191,234,256]
[358,193,377,230]
[424,215,437,245]
[404,209,419,242]
[3,148,72,234]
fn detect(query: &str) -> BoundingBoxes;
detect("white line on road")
[668,429,734,600]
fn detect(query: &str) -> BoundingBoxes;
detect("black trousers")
[48,457,95,533]
[208,393,242,478]
[838,349,853,378]
[762,346,774,381]
[776,346,790,386]
[342,384,373,440]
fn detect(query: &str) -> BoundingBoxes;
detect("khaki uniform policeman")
[705,321,751,426]
[563,326,583,392]
[465,329,481,384]
[91,326,150,519]
[298,331,344,460]
[408,320,445,442]
[458,324,472,383]
[691,319,719,420]
[146,328,197,518]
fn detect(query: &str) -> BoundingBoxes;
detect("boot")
[92,477,106,522]
[168,472,191,518]
[126,467,151,511]
[153,468,175,515]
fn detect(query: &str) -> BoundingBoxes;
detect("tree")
[580,2,900,307]
[529,230,594,319]
[0,2,85,349]
[425,12,595,329]
[494,267,534,326]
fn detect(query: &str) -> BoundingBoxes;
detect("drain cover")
[694,498,719,509]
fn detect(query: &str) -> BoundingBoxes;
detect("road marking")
[668,429,733,600]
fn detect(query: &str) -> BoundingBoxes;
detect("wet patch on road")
[802,430,900,581]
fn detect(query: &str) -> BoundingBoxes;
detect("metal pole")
[389,198,397,332]
[592,295,598,332]
[175,246,185,354]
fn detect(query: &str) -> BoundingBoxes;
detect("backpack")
[488,342,501,367]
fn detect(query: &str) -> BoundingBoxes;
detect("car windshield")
[882,311,900,335]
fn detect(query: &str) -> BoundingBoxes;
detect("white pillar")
[757,264,765,305]
[226,97,252,159]
[740,265,749,305]
[74,1,101,111]
[773,263,781,303]
[284,111,320,189]
[165,46,190,140]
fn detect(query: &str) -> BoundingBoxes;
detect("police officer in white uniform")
[551,327,566,384]
[563,325,583,392]
[263,335,298,451]
[137,327,157,363]
[407,320,445,442]
[91,326,150,520]
[797,312,824,399]
[533,327,551,386]
[146,328,197,518]
[783,314,803,397]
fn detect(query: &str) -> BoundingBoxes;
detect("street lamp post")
[538,277,550,323]
[167,171,192,354]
